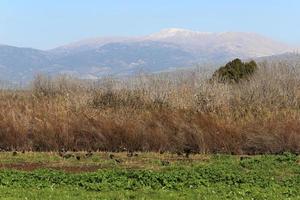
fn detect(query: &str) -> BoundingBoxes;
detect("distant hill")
[257,52,300,64]
[0,28,295,82]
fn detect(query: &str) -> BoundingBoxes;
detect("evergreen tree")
[212,58,257,83]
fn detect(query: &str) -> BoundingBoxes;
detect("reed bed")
[0,62,299,154]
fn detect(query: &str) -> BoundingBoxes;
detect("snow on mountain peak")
[148,28,212,39]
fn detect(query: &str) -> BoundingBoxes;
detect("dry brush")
[0,62,299,154]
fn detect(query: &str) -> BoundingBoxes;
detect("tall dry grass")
[0,62,299,154]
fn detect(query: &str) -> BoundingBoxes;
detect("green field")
[0,152,299,199]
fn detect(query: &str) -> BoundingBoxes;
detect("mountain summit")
[147,28,212,39]
[147,29,291,58]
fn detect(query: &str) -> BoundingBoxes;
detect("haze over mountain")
[0,28,295,82]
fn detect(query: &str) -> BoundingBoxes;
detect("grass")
[1,187,299,200]
[0,152,299,199]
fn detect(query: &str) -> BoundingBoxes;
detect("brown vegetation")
[0,62,299,154]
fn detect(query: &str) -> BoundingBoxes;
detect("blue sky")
[0,0,299,49]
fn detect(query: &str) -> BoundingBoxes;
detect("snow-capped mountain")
[0,28,295,82]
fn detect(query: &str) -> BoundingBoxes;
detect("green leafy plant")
[212,58,257,83]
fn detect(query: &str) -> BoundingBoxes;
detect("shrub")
[212,59,257,83]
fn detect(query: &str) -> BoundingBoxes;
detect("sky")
[0,0,299,49]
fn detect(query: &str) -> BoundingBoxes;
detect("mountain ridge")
[0,28,296,82]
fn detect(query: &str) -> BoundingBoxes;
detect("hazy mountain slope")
[51,41,196,78]
[0,45,52,81]
[50,37,136,55]
[257,52,300,65]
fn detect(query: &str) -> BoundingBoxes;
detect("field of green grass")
[0,152,299,199]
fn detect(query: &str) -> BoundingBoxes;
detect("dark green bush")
[213,59,257,83]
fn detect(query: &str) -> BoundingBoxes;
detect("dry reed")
[0,62,299,154]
